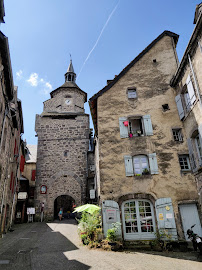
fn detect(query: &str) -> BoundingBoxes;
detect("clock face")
[65,99,71,105]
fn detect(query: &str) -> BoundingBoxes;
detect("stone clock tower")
[35,60,89,220]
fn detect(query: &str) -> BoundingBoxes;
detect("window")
[184,89,191,112]
[133,155,150,175]
[124,153,158,176]
[128,89,137,99]
[175,74,196,120]
[129,118,143,137]
[179,155,191,171]
[172,129,183,142]
[119,115,153,138]
[195,134,202,163]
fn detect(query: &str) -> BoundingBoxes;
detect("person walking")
[58,208,63,221]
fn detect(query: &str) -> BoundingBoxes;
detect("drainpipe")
[188,54,202,106]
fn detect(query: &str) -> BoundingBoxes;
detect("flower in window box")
[123,121,128,127]
[129,133,133,138]
[142,168,150,175]
[135,174,141,176]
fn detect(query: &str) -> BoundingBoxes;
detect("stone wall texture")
[95,35,199,238]
[35,86,89,219]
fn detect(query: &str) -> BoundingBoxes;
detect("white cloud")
[16,70,23,80]
[45,82,52,90]
[26,72,53,95]
[27,73,39,86]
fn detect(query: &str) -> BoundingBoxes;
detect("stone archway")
[54,194,75,219]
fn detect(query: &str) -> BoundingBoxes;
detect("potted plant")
[142,168,150,175]
[106,222,122,250]
[136,130,141,136]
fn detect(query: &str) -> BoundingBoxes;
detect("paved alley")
[0,220,201,270]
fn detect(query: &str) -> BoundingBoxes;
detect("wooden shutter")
[175,94,185,120]
[148,153,159,174]
[198,124,202,166]
[186,74,196,105]
[155,198,178,241]
[143,115,153,136]
[124,155,134,176]
[187,138,197,172]
[31,170,36,181]
[119,117,129,138]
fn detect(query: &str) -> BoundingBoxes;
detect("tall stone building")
[89,30,201,241]
[35,61,89,220]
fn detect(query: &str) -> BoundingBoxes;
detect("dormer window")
[128,88,137,99]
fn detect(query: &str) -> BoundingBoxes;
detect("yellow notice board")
[159,213,164,220]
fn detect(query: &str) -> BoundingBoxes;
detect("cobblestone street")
[0,220,201,270]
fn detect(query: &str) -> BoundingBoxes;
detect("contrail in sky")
[77,0,120,79]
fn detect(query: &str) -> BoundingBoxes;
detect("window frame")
[128,117,144,137]
[127,88,137,99]
[133,155,150,175]
[172,129,183,142]
[178,155,191,171]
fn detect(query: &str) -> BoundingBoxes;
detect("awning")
[17,192,28,200]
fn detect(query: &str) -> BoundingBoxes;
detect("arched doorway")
[54,195,75,219]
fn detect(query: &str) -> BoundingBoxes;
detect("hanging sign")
[40,185,47,194]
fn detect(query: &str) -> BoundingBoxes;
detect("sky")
[0,0,200,144]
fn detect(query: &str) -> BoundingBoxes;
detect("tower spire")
[65,56,76,82]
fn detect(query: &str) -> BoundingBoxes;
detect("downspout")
[188,54,202,106]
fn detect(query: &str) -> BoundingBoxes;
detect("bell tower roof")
[65,59,76,83]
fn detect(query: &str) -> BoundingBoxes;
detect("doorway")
[179,203,202,240]
[54,195,75,219]
[122,199,156,240]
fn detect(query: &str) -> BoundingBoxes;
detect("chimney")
[194,2,202,24]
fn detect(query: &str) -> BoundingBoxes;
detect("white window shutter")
[148,153,159,174]
[186,74,196,105]
[124,156,134,176]
[175,94,185,120]
[143,115,153,136]
[119,117,128,138]
[198,124,202,166]
[187,138,197,172]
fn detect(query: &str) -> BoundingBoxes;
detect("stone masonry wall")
[43,88,85,114]
[35,111,89,218]
[95,35,198,237]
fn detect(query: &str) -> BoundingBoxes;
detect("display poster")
[27,208,35,215]
[159,213,164,220]
[106,209,117,223]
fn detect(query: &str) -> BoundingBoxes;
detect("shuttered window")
[119,115,153,138]
[175,94,185,120]
[124,153,158,176]
[187,138,197,172]
[186,74,196,106]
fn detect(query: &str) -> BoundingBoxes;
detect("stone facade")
[35,65,89,220]
[0,30,24,234]
[89,31,200,241]
[171,4,202,211]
